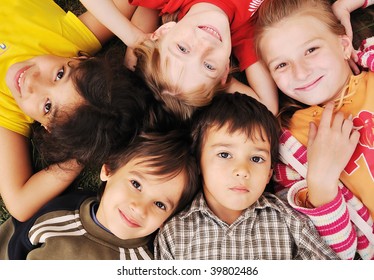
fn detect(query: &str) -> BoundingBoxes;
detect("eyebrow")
[210,143,270,155]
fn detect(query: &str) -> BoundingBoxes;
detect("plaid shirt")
[155,192,339,260]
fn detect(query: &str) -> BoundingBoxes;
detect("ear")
[150,21,177,41]
[220,60,231,85]
[100,164,111,181]
[40,123,51,133]
[267,169,274,184]
[339,35,354,60]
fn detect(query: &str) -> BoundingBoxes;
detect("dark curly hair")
[31,50,157,169]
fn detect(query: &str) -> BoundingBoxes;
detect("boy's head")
[134,15,232,120]
[96,130,199,240]
[192,93,280,224]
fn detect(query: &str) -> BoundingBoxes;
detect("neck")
[187,3,227,17]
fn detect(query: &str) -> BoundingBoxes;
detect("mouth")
[119,209,140,228]
[294,76,323,91]
[229,186,249,193]
[198,25,222,42]
[14,66,30,96]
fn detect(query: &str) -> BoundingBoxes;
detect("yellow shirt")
[0,0,101,137]
[290,72,374,217]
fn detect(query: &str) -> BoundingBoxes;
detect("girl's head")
[96,130,199,239]
[32,51,154,168]
[134,4,232,120]
[254,0,353,107]
[6,55,85,128]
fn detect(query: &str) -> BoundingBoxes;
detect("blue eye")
[204,61,215,71]
[56,67,64,81]
[131,180,142,191]
[177,44,189,53]
[218,152,231,159]
[155,201,166,210]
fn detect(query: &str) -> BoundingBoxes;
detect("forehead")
[203,124,269,146]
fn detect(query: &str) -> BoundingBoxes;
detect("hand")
[306,102,360,206]
[124,47,137,71]
[332,1,354,41]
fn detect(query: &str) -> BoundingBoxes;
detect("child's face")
[200,125,273,224]
[156,9,232,94]
[96,157,186,240]
[5,55,84,128]
[260,14,353,106]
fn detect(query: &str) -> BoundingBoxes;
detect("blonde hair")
[253,0,346,60]
[134,36,228,120]
[252,0,347,128]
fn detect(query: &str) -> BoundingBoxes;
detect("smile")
[294,76,323,91]
[198,25,222,42]
[119,209,140,228]
[14,66,31,95]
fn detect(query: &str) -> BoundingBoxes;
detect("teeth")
[200,26,221,41]
[18,71,25,88]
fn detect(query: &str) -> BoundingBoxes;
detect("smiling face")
[259,14,353,106]
[96,157,186,240]
[200,125,273,224]
[5,55,84,128]
[156,4,232,94]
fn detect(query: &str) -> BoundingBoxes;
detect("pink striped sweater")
[274,129,374,259]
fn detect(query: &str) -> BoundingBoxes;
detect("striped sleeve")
[275,130,374,259]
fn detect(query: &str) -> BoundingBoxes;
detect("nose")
[293,61,311,80]
[23,68,48,95]
[130,200,147,219]
[233,162,250,179]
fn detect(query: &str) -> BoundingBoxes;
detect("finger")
[331,111,345,131]
[341,114,354,135]
[350,129,360,146]
[320,102,335,128]
[307,121,317,148]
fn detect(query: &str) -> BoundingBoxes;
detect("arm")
[332,0,366,40]
[124,7,160,70]
[79,0,147,48]
[245,61,278,115]
[0,128,82,222]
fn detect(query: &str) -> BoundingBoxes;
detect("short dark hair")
[191,93,280,167]
[98,129,200,218]
[31,50,155,169]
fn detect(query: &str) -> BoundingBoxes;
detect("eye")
[218,152,231,159]
[56,67,65,81]
[177,44,189,53]
[306,47,317,55]
[275,62,287,70]
[44,99,52,114]
[204,61,216,71]
[251,156,265,163]
[154,201,166,211]
[131,180,142,191]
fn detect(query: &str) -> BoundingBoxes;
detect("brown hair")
[98,129,200,218]
[192,92,280,167]
[32,49,158,169]
[252,0,346,128]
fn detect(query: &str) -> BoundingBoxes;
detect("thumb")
[307,121,317,148]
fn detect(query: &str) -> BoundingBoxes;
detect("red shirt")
[129,0,263,70]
